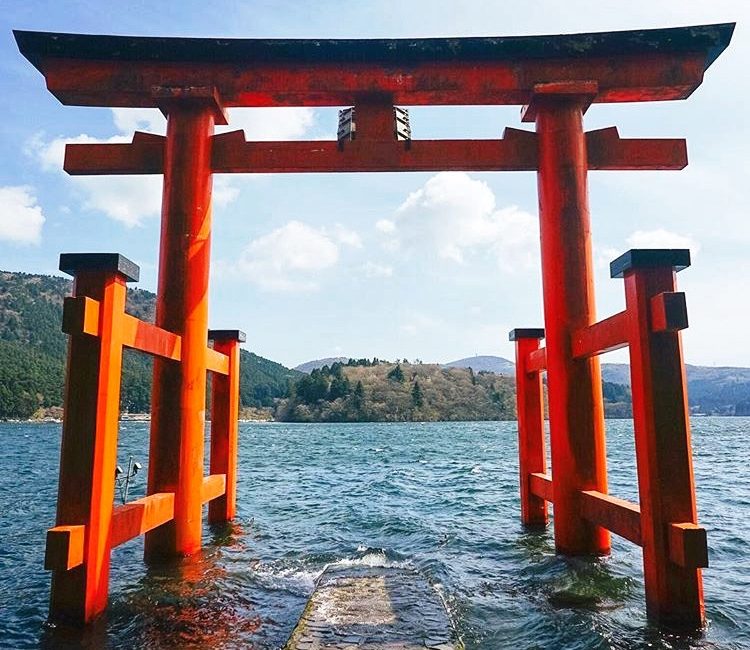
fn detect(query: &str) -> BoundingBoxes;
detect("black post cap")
[610,249,691,279]
[59,253,140,282]
[208,329,247,343]
[509,328,545,341]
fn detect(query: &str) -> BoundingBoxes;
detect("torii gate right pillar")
[524,82,610,556]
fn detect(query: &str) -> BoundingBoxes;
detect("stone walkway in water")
[285,565,460,649]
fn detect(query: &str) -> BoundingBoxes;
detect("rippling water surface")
[0,418,748,649]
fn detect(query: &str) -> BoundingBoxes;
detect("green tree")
[295,369,329,404]
[411,380,424,408]
[328,374,351,400]
[387,364,405,383]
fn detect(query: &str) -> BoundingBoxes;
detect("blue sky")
[0,1,747,368]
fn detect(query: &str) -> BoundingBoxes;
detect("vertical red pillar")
[146,99,219,559]
[208,329,245,523]
[510,328,548,527]
[49,253,138,624]
[613,248,705,628]
[526,84,610,555]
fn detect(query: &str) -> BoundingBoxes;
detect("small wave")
[331,547,410,570]
[250,561,323,594]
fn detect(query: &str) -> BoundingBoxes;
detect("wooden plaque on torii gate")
[15,22,734,631]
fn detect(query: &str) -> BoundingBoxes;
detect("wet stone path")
[285,565,460,649]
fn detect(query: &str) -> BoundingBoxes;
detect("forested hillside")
[277,360,517,422]
[0,271,300,419]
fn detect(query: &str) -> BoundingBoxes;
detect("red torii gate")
[15,23,733,631]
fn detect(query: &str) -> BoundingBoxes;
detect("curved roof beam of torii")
[14,23,735,108]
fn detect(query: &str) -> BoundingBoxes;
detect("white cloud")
[362,261,393,278]
[385,172,539,271]
[111,108,166,135]
[375,219,396,233]
[626,228,700,255]
[221,107,315,141]
[235,220,340,291]
[111,106,315,141]
[0,186,45,245]
[400,312,442,337]
[28,130,239,228]
[28,106,320,228]
[332,224,363,248]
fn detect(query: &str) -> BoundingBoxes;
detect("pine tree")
[411,380,424,408]
[387,363,405,382]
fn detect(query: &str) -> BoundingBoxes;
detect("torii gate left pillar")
[146,89,226,559]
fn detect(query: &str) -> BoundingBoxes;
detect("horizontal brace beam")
[586,127,687,170]
[580,490,642,546]
[201,473,227,504]
[526,348,547,374]
[110,492,175,548]
[65,132,164,175]
[529,472,553,502]
[216,127,540,173]
[64,128,689,175]
[45,524,85,571]
[121,313,182,361]
[572,310,629,359]
[206,347,230,375]
[62,296,183,361]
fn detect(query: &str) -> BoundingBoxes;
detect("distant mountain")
[294,357,350,373]
[602,362,750,415]
[0,270,301,419]
[443,355,515,375]
[278,361,516,423]
[600,363,631,385]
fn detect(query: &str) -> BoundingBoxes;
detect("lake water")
[0,419,748,649]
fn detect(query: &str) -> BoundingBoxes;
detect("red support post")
[207,330,245,523]
[510,328,548,527]
[48,253,139,624]
[146,99,218,560]
[527,84,610,556]
[613,249,705,629]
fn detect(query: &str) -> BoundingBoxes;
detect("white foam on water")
[251,562,323,593]
[331,549,410,570]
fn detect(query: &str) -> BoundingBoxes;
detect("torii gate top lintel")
[15,23,734,108]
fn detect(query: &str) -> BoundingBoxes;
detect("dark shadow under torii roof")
[14,23,735,108]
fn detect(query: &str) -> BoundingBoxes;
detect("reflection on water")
[1,419,749,649]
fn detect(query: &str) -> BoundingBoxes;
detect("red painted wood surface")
[534,96,610,556]
[201,474,227,504]
[146,105,216,560]
[513,336,548,526]
[528,473,554,504]
[45,525,85,572]
[63,128,685,176]
[49,268,127,624]
[580,490,642,546]
[572,310,628,359]
[624,263,705,628]
[39,53,707,108]
[110,493,176,548]
[208,337,241,523]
